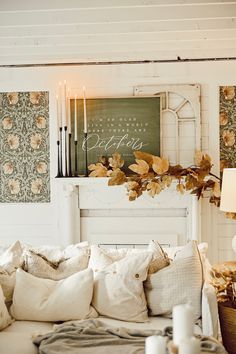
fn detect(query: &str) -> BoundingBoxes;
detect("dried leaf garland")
[129,159,149,175]
[88,163,108,177]
[88,150,236,220]
[152,156,169,175]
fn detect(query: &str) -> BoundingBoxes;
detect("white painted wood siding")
[0,1,236,65]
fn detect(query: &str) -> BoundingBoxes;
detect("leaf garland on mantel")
[88,150,236,220]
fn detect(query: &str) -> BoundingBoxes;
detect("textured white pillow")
[23,249,89,280]
[92,253,152,322]
[10,268,97,322]
[144,241,203,320]
[0,285,13,330]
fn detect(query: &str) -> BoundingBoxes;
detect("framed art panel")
[0,91,50,203]
[70,96,161,175]
[219,86,236,173]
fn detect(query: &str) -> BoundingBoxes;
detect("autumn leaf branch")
[88,150,236,219]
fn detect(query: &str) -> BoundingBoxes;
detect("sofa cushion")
[144,241,203,320]
[10,268,97,322]
[92,252,152,322]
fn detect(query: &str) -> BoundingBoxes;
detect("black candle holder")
[59,127,63,177]
[74,140,78,176]
[84,132,88,177]
[64,126,68,177]
[68,133,72,177]
[56,140,62,177]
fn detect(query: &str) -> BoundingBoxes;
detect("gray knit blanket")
[33,319,227,354]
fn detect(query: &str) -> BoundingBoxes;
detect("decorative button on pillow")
[92,253,152,322]
[144,241,203,321]
[10,268,97,322]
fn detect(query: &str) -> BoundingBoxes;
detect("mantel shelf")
[55,176,110,186]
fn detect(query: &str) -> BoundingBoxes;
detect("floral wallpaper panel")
[0,91,50,202]
[219,86,236,173]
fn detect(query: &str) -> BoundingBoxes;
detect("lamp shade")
[220,168,236,212]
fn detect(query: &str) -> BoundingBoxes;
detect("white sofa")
[0,240,219,354]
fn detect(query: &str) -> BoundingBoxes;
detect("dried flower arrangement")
[88,150,236,212]
[211,267,236,309]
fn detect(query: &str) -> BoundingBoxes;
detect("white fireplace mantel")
[56,177,200,247]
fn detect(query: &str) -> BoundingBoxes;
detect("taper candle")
[56,94,60,141]
[83,86,87,133]
[74,95,77,141]
[145,335,166,354]
[67,88,71,134]
[58,82,62,128]
[173,304,194,346]
[62,80,67,127]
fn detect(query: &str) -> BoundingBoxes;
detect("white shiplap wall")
[0,1,236,262]
[0,61,236,262]
[0,1,236,65]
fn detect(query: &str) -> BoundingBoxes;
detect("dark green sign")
[70,97,161,175]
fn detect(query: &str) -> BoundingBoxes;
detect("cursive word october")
[82,133,148,152]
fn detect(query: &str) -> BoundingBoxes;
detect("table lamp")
[220,168,236,253]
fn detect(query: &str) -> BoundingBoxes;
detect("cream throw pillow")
[25,241,89,263]
[144,241,203,320]
[0,241,23,303]
[10,268,97,322]
[0,285,13,330]
[23,249,89,280]
[147,240,170,273]
[89,241,169,274]
[92,253,152,322]
[0,241,23,274]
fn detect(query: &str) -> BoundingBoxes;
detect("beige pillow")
[0,241,23,303]
[23,248,89,280]
[0,285,13,330]
[92,253,152,322]
[144,241,203,321]
[147,240,170,273]
[23,241,89,263]
[89,241,169,274]
[0,241,23,273]
[0,270,15,304]
[10,268,97,322]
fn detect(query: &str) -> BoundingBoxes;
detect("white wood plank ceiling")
[0,0,236,66]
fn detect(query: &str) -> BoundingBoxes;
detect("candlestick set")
[56,81,88,178]
[145,304,201,354]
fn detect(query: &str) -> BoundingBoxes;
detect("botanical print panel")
[219,86,236,173]
[0,91,50,202]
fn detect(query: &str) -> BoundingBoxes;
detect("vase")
[218,303,236,354]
